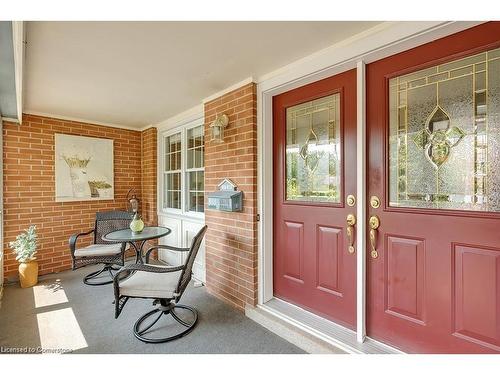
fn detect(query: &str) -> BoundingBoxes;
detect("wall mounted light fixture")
[126,188,140,213]
[210,114,229,143]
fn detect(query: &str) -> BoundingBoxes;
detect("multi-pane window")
[162,123,205,214]
[187,125,205,212]
[164,132,182,209]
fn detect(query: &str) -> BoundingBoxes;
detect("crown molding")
[1,117,20,124]
[23,110,146,132]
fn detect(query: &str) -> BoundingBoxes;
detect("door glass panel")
[389,47,500,212]
[285,94,341,203]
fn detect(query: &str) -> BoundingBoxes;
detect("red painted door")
[367,22,500,353]
[273,69,357,329]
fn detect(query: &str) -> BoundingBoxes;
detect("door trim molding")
[257,21,483,342]
[356,61,366,342]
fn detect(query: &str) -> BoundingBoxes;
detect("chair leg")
[133,304,198,343]
[83,264,117,286]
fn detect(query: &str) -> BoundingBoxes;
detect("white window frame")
[159,118,205,220]
[185,125,205,215]
[162,130,183,213]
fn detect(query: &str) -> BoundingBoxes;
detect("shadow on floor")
[0,264,304,354]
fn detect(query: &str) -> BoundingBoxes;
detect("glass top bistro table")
[102,226,171,264]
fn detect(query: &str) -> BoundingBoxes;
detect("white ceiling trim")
[12,21,24,124]
[1,117,19,123]
[23,110,146,132]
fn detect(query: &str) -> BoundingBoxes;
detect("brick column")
[204,83,258,310]
[140,127,158,227]
[140,127,158,253]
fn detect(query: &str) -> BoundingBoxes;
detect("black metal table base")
[133,304,198,343]
[129,240,149,264]
[83,264,122,286]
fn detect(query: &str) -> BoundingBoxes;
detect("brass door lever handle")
[369,215,380,259]
[346,214,356,254]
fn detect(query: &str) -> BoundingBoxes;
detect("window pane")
[165,133,181,172]
[285,94,341,202]
[172,191,180,209]
[164,172,181,209]
[187,125,204,169]
[388,46,500,212]
[188,171,204,212]
[187,149,194,170]
[170,153,175,171]
[197,171,204,190]
[189,171,197,190]
[195,148,202,168]
[189,192,197,211]
[164,154,170,172]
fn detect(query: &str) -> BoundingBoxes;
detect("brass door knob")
[346,214,356,254]
[369,215,380,259]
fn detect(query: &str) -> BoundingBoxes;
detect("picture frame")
[54,133,114,202]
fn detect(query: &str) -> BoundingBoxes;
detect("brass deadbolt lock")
[370,196,381,209]
[346,194,356,207]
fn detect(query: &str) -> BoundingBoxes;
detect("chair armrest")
[68,229,95,257]
[144,245,190,264]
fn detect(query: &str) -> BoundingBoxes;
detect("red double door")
[273,22,500,353]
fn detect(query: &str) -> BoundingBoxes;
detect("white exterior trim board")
[12,21,24,124]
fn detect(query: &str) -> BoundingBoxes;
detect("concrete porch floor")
[0,264,304,354]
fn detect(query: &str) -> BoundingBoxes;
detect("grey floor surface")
[0,264,304,354]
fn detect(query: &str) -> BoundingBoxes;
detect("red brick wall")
[204,83,258,310]
[2,114,145,281]
[140,127,158,251]
[141,127,157,227]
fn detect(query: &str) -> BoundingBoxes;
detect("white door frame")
[256,21,483,343]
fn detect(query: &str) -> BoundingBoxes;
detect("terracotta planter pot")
[19,261,38,288]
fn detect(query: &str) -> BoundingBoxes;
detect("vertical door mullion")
[356,61,367,343]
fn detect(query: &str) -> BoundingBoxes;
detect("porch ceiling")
[24,21,381,128]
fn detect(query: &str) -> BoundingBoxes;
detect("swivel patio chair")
[113,225,207,343]
[69,210,132,286]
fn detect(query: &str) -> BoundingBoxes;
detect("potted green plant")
[9,225,38,288]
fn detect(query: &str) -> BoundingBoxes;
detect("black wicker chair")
[113,225,207,343]
[69,210,132,286]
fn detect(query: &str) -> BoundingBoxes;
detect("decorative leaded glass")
[285,94,341,202]
[389,46,500,212]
